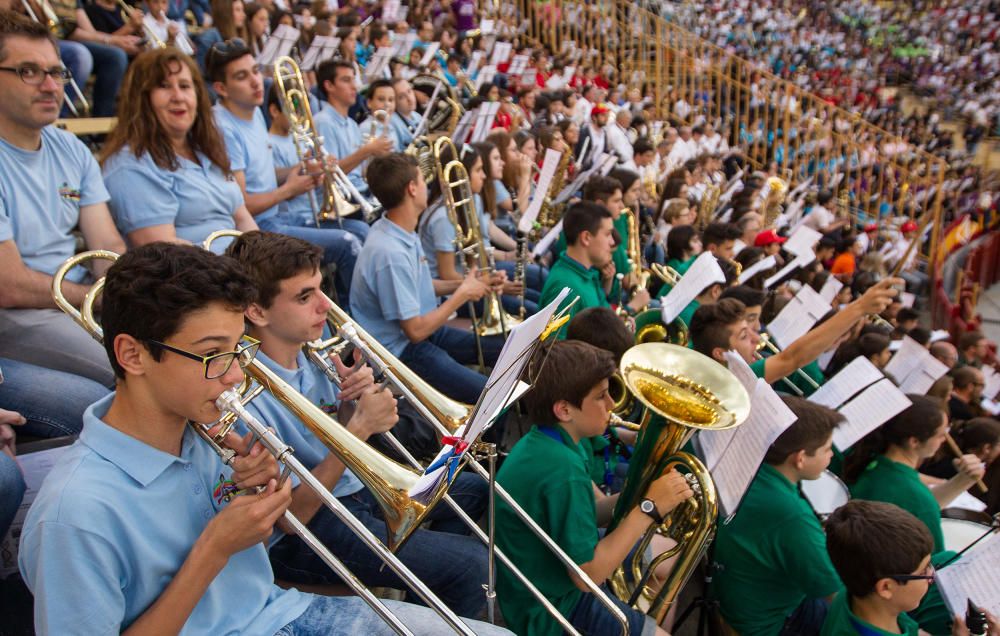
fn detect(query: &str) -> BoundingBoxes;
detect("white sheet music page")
[300,35,331,71]
[418,43,440,68]
[808,356,883,409]
[409,289,571,498]
[531,219,562,259]
[713,379,798,520]
[476,64,497,89]
[764,249,815,289]
[660,253,726,325]
[886,336,951,395]
[724,350,759,394]
[363,49,393,82]
[700,351,762,473]
[450,110,476,144]
[935,532,1000,616]
[767,285,829,350]
[490,41,512,65]
[832,379,912,450]
[256,24,300,66]
[555,153,610,204]
[783,226,823,258]
[471,102,501,142]
[738,254,776,284]
[981,366,1000,401]
[818,276,844,304]
[518,148,562,234]
[382,0,400,21]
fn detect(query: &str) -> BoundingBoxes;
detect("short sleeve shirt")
[313,107,367,192]
[495,425,598,636]
[212,104,278,222]
[268,132,315,227]
[419,204,459,279]
[538,253,610,339]
[18,394,311,634]
[712,463,842,635]
[820,590,919,636]
[0,126,110,280]
[850,455,945,553]
[350,217,439,356]
[103,147,241,247]
[390,111,421,151]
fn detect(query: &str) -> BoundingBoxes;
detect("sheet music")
[363,48,393,82]
[490,41,512,65]
[818,275,843,304]
[711,379,798,519]
[738,254,776,284]
[764,250,814,289]
[518,148,562,234]
[982,366,1000,401]
[935,533,1000,616]
[832,379,912,450]
[659,253,726,324]
[947,490,988,512]
[476,64,497,89]
[418,43,440,68]
[900,291,916,308]
[808,356,883,409]
[382,0,400,21]
[767,285,830,350]
[471,102,501,143]
[390,33,417,59]
[783,226,823,258]
[724,350,759,394]
[531,219,562,259]
[256,24,300,67]
[301,35,340,71]
[409,288,571,499]
[885,336,950,395]
[520,69,537,87]
[555,152,610,205]
[508,54,529,75]
[450,111,476,144]
[479,19,494,34]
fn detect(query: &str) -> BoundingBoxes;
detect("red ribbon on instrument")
[440,436,470,455]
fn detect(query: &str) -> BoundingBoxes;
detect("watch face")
[640,500,653,513]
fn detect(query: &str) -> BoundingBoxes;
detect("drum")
[941,518,992,554]
[801,470,850,519]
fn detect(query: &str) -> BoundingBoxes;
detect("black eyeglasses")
[0,64,71,86]
[888,563,935,584]
[146,336,260,379]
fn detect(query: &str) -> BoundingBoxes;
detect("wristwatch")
[639,498,663,525]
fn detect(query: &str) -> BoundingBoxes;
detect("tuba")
[608,343,751,623]
[760,176,788,228]
[273,57,361,225]
[411,73,463,136]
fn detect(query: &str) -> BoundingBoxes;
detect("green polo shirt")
[495,425,599,636]
[712,463,842,635]
[820,591,919,636]
[677,299,699,329]
[555,213,632,301]
[539,253,610,339]
[849,455,944,553]
[750,357,768,378]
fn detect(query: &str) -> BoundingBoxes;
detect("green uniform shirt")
[750,357,768,378]
[712,463,842,635]
[554,213,632,301]
[849,455,945,553]
[495,425,599,636]
[677,299,699,329]
[820,591,919,636]
[539,253,609,339]
[655,255,697,298]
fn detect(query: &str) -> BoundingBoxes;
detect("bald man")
[930,341,959,369]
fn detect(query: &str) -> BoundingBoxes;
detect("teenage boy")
[359,78,397,151]
[541,202,648,337]
[495,340,692,636]
[208,41,367,307]
[351,152,501,405]
[823,500,947,636]
[391,78,422,150]
[701,221,742,262]
[19,243,503,634]
[712,396,845,635]
[228,230,490,617]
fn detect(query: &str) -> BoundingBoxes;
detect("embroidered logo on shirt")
[58,182,81,202]
[318,398,338,415]
[213,473,240,504]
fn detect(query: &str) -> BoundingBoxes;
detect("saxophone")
[697,183,721,230]
[624,207,651,311]
[535,147,573,233]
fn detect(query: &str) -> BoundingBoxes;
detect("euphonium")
[405,134,437,186]
[608,343,751,623]
[273,56,361,225]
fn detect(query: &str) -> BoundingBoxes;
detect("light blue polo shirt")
[493,179,511,208]
[313,106,368,192]
[0,126,109,281]
[242,349,364,498]
[350,216,438,357]
[391,111,421,150]
[358,114,397,151]
[102,147,242,248]
[268,131,315,228]
[418,202,492,279]
[213,103,278,222]
[18,394,311,635]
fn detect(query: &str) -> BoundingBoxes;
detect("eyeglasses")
[887,563,935,584]
[0,64,71,85]
[146,336,260,379]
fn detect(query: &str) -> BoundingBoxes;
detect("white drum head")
[801,470,850,518]
[941,518,991,554]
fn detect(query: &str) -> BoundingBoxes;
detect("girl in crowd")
[210,0,248,41]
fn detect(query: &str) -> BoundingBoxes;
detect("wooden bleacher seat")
[55,117,117,136]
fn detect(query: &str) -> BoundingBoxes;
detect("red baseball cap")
[754,229,787,247]
[863,223,878,232]
[900,220,918,233]
[590,103,611,118]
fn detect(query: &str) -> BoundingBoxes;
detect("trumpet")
[364,109,390,143]
[50,250,475,636]
[116,0,164,48]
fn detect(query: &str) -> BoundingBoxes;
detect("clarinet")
[514,235,528,319]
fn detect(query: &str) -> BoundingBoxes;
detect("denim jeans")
[399,327,504,405]
[59,40,127,117]
[0,453,25,539]
[257,215,365,310]
[274,593,512,636]
[494,260,545,306]
[0,358,110,438]
[779,596,830,636]
[270,473,489,618]
[567,584,656,636]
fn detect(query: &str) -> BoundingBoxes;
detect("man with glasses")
[0,10,125,387]
[19,242,509,634]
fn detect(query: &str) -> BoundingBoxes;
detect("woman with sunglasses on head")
[101,48,257,252]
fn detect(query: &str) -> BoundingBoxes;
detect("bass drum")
[941,518,992,554]
[634,309,688,346]
[801,470,849,520]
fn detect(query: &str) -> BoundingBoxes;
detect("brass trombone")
[755,332,822,396]
[50,251,475,636]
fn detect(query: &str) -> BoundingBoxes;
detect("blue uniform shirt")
[391,111,421,150]
[0,126,109,281]
[242,349,364,498]
[493,179,511,208]
[18,394,311,635]
[350,216,438,357]
[103,147,243,248]
[268,131,315,227]
[419,202,491,279]
[358,115,396,151]
[213,103,279,222]
[313,106,368,192]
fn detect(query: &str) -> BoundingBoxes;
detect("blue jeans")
[779,596,830,636]
[400,327,504,405]
[59,40,127,117]
[257,215,365,310]
[0,358,109,438]
[275,593,512,635]
[0,453,25,539]
[191,27,221,73]
[567,584,656,636]
[270,473,489,618]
